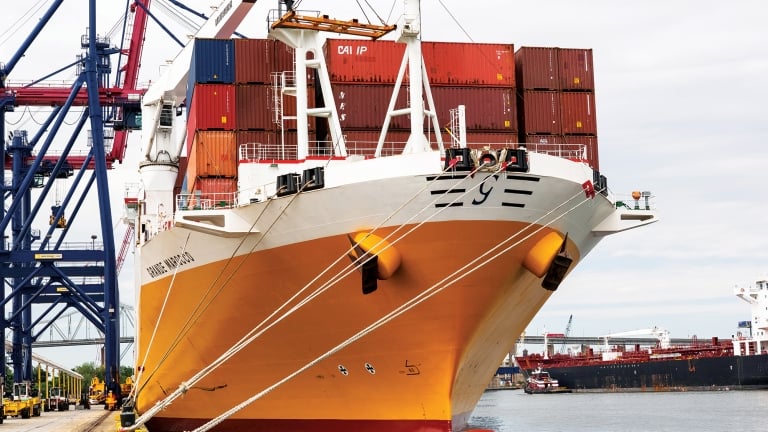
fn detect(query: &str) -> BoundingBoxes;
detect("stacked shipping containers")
[186,39,238,199]
[186,39,300,200]
[323,39,519,154]
[515,46,599,170]
[233,38,306,161]
[182,38,602,202]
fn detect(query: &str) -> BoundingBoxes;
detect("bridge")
[517,335,717,347]
[5,303,135,360]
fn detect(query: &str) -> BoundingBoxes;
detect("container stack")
[186,38,238,200]
[185,38,301,203]
[322,39,518,154]
[233,38,306,162]
[515,46,599,170]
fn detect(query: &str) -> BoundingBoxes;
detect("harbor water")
[469,389,768,431]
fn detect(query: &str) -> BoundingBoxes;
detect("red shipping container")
[563,135,599,170]
[519,90,561,135]
[560,91,597,135]
[520,134,563,146]
[515,46,559,90]
[558,48,594,91]
[341,130,411,157]
[332,84,409,130]
[187,131,238,179]
[324,39,405,84]
[188,84,236,130]
[442,131,519,150]
[431,86,517,131]
[324,39,515,87]
[236,130,302,160]
[422,41,515,87]
[235,84,274,130]
[234,38,295,84]
[189,177,239,208]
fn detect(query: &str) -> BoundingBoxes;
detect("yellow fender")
[350,233,402,280]
[523,232,564,278]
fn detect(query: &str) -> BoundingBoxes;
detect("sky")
[2,1,768,368]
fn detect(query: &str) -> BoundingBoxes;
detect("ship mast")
[376,0,444,156]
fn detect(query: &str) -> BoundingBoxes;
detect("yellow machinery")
[105,390,118,411]
[3,382,42,419]
[88,376,106,405]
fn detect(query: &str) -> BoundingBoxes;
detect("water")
[468,389,768,432]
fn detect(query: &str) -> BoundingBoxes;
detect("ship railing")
[176,192,239,211]
[238,140,596,162]
[613,192,655,211]
[522,142,589,161]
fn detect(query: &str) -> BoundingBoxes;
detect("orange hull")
[135,220,580,431]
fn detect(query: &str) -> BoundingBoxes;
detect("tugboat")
[524,367,570,394]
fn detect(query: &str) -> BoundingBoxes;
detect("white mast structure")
[376,0,444,157]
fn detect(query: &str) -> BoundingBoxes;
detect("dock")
[0,407,139,432]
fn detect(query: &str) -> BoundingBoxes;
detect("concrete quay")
[0,406,143,432]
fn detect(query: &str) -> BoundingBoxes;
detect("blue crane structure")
[0,0,151,402]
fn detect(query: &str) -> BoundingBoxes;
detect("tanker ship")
[516,278,768,392]
[123,1,657,431]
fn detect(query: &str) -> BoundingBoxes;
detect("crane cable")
[191,177,599,432]
[0,0,48,49]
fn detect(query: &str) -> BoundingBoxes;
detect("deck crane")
[0,0,152,404]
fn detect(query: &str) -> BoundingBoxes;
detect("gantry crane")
[0,0,151,403]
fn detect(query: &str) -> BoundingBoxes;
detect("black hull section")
[544,354,768,392]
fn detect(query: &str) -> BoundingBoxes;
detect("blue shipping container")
[189,38,235,85]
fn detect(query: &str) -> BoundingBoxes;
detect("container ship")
[123,1,657,431]
[516,277,768,392]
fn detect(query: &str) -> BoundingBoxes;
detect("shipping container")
[519,134,563,146]
[340,130,520,155]
[234,38,295,84]
[189,39,235,85]
[188,84,236,131]
[186,131,238,179]
[515,46,559,90]
[331,84,410,130]
[431,86,517,131]
[562,134,599,170]
[520,134,598,170]
[558,48,594,90]
[237,130,302,160]
[421,41,515,87]
[518,90,561,135]
[187,177,239,209]
[324,39,515,87]
[560,91,597,135]
[235,84,274,130]
[324,39,405,84]
[341,130,411,157]
[439,131,519,150]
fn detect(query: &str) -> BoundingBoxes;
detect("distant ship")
[516,277,768,392]
[125,1,657,431]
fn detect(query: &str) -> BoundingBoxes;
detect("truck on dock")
[3,382,42,419]
[45,386,70,411]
